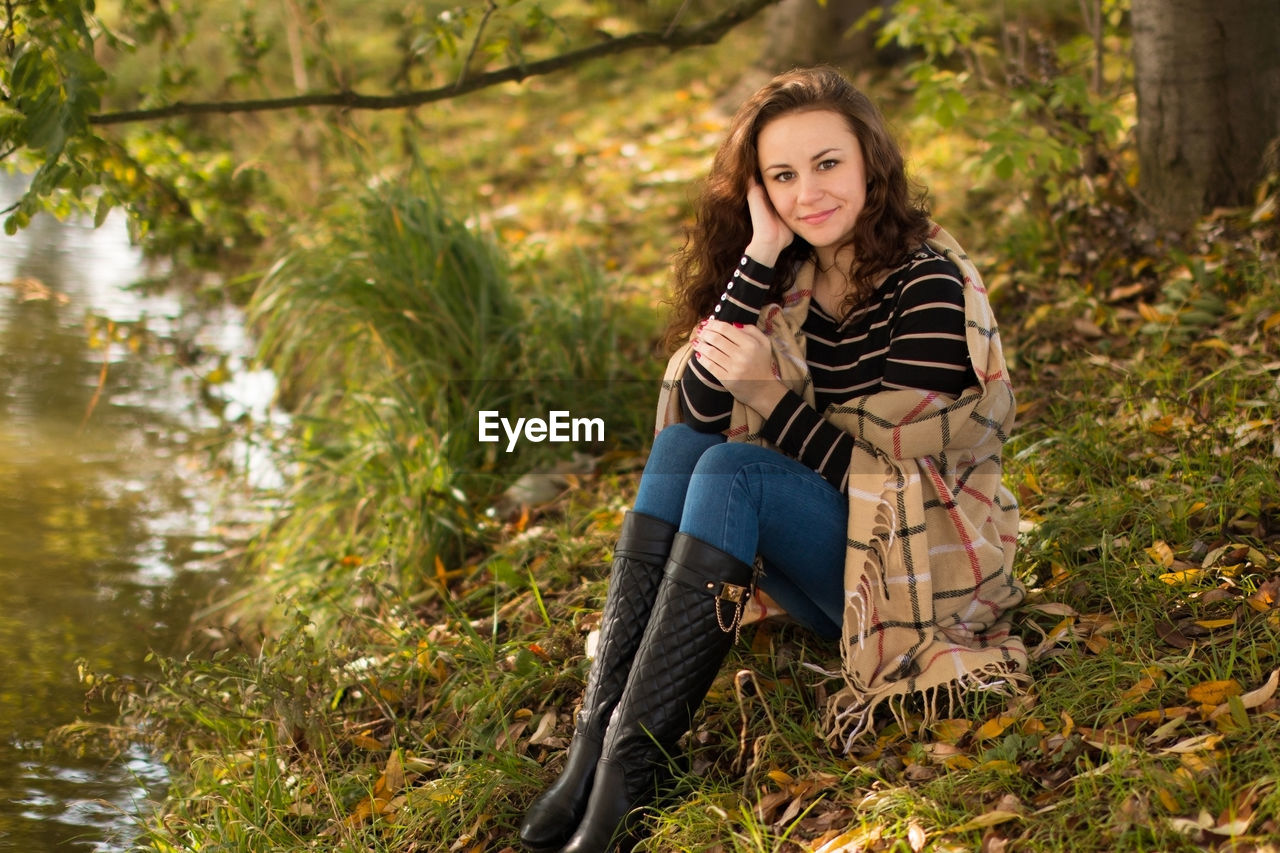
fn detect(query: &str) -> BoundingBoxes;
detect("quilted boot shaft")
[518,511,676,853]
[559,533,754,853]
[577,512,678,732]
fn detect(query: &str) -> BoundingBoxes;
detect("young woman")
[520,66,1027,853]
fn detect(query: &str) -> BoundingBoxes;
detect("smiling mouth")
[799,208,838,224]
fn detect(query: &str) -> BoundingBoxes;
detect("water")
[0,177,277,851]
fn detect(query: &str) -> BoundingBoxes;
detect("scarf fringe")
[823,659,1033,754]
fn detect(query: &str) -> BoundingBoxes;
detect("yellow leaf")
[1160,733,1224,754]
[1179,751,1219,777]
[1193,617,1236,630]
[1187,680,1242,705]
[766,769,794,786]
[1147,541,1175,567]
[975,714,1017,741]
[931,718,972,743]
[1155,786,1180,811]
[1192,337,1234,354]
[350,734,385,751]
[813,824,883,853]
[1019,718,1048,735]
[1263,310,1280,333]
[1122,676,1158,702]
[1138,302,1174,324]
[1159,568,1204,585]
[1209,668,1280,720]
[1131,706,1195,724]
[1086,633,1111,654]
[1061,711,1075,738]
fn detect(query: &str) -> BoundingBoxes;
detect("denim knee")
[687,441,777,481]
[633,424,726,525]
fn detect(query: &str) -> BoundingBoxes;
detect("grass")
[62,7,1280,852]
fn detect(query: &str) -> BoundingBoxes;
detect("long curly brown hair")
[663,67,932,351]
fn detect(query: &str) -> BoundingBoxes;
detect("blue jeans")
[632,423,847,640]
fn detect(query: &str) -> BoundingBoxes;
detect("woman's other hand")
[693,319,787,415]
[743,179,793,267]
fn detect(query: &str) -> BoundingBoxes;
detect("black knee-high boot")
[559,533,754,853]
[519,511,678,852]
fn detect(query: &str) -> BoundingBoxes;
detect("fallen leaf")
[527,711,563,746]
[1209,668,1280,720]
[1147,541,1176,567]
[974,714,1017,741]
[1144,713,1189,744]
[1193,617,1236,630]
[908,821,927,852]
[1154,618,1194,649]
[1187,680,1242,705]
[1167,809,1215,835]
[1160,733,1224,754]
[950,810,1023,833]
[1122,675,1159,702]
[931,718,972,743]
[1159,568,1206,585]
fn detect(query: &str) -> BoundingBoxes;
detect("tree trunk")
[719,0,895,112]
[1131,0,1280,229]
[759,0,896,73]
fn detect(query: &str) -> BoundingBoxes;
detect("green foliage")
[877,0,1129,243]
[2,0,104,231]
[2,0,764,259]
[1,0,272,260]
[245,165,655,607]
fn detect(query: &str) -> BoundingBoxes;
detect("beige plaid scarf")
[654,225,1029,750]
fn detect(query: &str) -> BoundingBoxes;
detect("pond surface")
[0,177,275,851]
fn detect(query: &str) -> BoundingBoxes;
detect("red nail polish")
[734,322,744,328]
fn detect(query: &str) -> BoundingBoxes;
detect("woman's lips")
[799,208,838,225]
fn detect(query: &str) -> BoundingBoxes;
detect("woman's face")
[756,109,867,252]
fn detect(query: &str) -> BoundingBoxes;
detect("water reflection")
[0,176,271,851]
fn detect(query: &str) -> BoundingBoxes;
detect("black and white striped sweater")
[680,244,976,491]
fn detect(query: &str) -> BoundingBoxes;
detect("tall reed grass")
[245,172,657,605]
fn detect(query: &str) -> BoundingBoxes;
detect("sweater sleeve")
[760,390,856,490]
[758,255,972,490]
[679,254,778,431]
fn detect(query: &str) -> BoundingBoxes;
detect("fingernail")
[695,351,701,359]
[734,322,744,328]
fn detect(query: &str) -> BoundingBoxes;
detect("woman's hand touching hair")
[742,179,793,268]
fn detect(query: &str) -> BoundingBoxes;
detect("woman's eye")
[818,159,839,171]
[772,171,794,182]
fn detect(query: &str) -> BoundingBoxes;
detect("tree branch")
[89,0,780,126]
[457,0,498,90]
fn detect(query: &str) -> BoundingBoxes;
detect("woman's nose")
[797,176,824,203]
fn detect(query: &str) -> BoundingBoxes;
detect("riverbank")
[69,15,1280,853]
[0,187,267,851]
